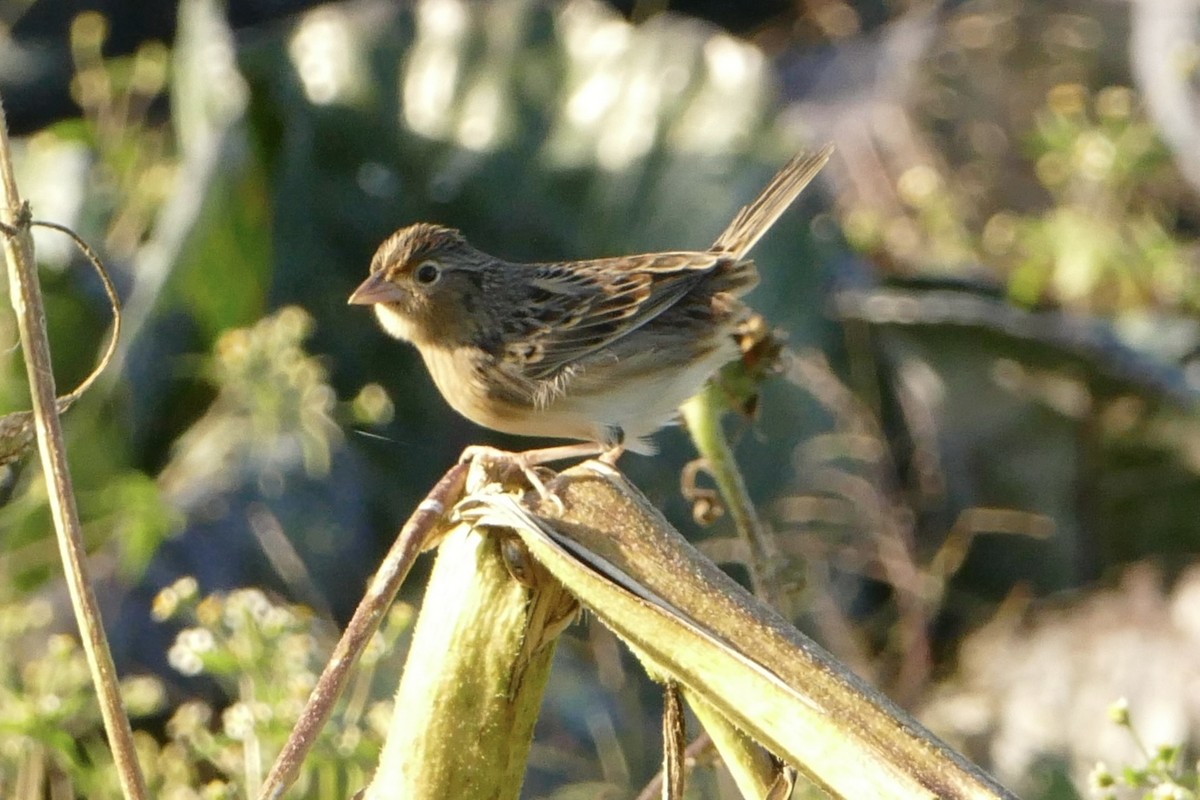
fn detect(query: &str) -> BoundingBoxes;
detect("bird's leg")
[598,444,625,465]
[598,426,627,466]
[507,441,608,465]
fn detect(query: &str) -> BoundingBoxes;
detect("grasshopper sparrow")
[350,146,832,474]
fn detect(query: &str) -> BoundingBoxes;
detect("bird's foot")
[459,441,626,515]
[459,445,565,516]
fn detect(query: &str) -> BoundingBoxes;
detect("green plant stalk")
[684,690,781,799]
[259,463,468,799]
[681,381,781,609]
[0,98,148,799]
[460,463,1015,799]
[364,470,568,799]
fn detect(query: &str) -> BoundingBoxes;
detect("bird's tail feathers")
[710,144,834,259]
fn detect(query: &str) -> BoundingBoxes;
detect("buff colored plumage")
[350,146,832,464]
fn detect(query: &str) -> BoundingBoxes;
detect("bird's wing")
[498,251,726,382]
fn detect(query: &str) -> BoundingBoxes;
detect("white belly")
[553,340,738,453]
[417,338,737,454]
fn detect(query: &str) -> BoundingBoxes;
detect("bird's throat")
[374,303,423,344]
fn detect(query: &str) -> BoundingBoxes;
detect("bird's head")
[349,223,491,345]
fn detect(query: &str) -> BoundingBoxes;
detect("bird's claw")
[460,445,566,516]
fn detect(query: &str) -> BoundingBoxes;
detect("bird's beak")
[348,272,406,305]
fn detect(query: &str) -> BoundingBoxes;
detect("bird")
[349,145,832,483]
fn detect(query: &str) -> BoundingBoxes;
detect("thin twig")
[662,681,685,799]
[0,221,121,466]
[0,97,147,798]
[633,727,713,800]
[787,350,937,704]
[257,462,469,800]
[28,218,121,404]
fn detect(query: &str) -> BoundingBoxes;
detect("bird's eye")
[414,261,441,285]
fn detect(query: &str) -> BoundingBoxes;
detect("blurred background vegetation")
[3,0,1200,797]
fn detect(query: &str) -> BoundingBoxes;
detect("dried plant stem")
[662,681,686,800]
[462,463,1015,799]
[28,219,121,404]
[258,462,469,800]
[633,733,714,800]
[0,98,148,798]
[682,381,782,610]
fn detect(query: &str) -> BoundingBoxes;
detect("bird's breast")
[417,344,597,441]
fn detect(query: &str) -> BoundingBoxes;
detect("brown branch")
[0,97,147,797]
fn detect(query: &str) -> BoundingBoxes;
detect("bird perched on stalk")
[350,145,833,482]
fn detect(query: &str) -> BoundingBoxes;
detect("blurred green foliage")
[2,0,1200,796]
[0,581,411,798]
